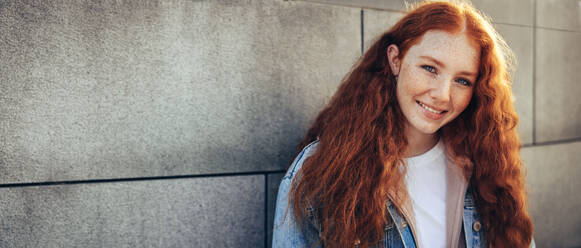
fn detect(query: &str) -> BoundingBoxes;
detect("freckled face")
[388,30,480,136]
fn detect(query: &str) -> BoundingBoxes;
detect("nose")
[429,77,451,104]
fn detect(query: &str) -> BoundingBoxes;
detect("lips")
[417,101,446,113]
[416,101,448,119]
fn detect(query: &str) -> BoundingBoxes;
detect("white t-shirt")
[404,139,447,248]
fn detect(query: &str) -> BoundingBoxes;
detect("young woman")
[273,1,534,247]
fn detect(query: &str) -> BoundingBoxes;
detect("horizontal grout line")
[0,170,287,188]
[3,137,580,188]
[290,0,547,30]
[2,135,579,189]
[535,26,581,33]
[291,0,405,12]
[290,0,581,33]
[522,137,581,148]
[359,6,405,12]
[492,22,534,28]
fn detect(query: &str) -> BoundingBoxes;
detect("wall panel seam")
[0,170,284,188]
[265,173,269,248]
[522,137,581,148]
[361,9,364,54]
[532,0,537,144]
[535,26,581,33]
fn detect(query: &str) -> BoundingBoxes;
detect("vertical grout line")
[532,0,537,145]
[264,173,268,248]
[361,9,364,54]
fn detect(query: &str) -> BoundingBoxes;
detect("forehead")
[405,29,480,71]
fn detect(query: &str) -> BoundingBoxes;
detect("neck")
[404,127,439,158]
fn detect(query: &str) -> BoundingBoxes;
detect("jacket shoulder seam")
[283,140,319,180]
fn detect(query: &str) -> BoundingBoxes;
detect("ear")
[386,44,401,76]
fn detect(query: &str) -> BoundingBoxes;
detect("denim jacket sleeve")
[272,141,322,248]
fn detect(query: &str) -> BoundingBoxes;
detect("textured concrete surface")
[300,0,533,26]
[495,24,534,145]
[266,172,285,248]
[0,0,361,183]
[469,0,533,26]
[1,0,579,247]
[522,141,581,248]
[535,28,581,143]
[298,0,406,11]
[537,0,581,31]
[363,9,403,51]
[0,175,264,248]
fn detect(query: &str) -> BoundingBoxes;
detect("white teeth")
[418,102,444,114]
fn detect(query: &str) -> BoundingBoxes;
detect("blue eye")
[456,78,473,87]
[422,65,436,73]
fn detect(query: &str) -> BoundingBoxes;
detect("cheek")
[454,91,474,111]
[395,79,407,102]
[398,75,423,98]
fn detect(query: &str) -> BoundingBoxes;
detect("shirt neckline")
[405,138,445,165]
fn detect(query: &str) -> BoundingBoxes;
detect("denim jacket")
[272,140,535,248]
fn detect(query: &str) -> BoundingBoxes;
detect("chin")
[414,123,443,135]
[420,128,440,135]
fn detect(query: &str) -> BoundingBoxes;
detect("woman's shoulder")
[283,139,320,181]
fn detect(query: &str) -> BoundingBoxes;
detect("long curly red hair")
[288,1,533,247]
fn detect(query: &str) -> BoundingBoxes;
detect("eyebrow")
[419,55,478,77]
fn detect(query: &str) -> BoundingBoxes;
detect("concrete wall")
[0,0,578,247]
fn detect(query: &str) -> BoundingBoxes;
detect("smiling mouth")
[416,101,448,114]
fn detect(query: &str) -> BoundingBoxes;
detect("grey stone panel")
[537,0,581,31]
[521,141,581,247]
[535,29,581,143]
[298,0,405,11]
[495,24,534,145]
[469,0,533,26]
[363,9,404,51]
[364,10,534,144]
[0,175,265,248]
[301,0,533,26]
[267,172,285,248]
[0,1,362,183]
